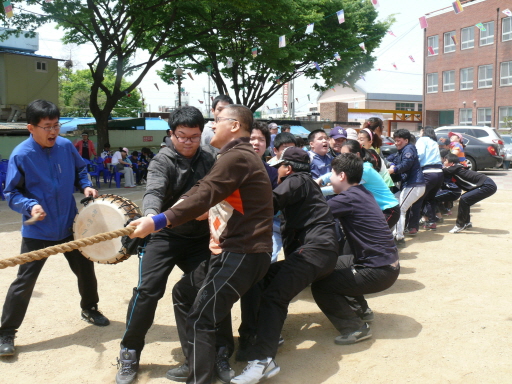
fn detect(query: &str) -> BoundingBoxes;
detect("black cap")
[272,147,310,167]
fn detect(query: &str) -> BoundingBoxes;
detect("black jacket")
[143,141,215,238]
[442,164,489,191]
[387,143,425,188]
[273,172,338,268]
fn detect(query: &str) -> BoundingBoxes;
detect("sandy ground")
[0,171,511,384]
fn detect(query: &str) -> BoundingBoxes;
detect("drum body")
[73,194,141,264]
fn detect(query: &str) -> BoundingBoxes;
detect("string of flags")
[408,55,415,63]
[452,0,463,14]
[154,83,159,91]
[3,0,13,18]
[504,9,512,17]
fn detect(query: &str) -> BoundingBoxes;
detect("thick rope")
[0,227,135,270]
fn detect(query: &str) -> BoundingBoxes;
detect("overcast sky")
[31,0,457,115]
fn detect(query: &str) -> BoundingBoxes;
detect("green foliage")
[157,0,393,111]
[1,0,210,147]
[59,67,142,117]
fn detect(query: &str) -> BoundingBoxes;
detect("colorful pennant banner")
[334,52,341,61]
[359,42,366,53]
[3,1,13,18]
[314,62,321,71]
[475,23,486,31]
[419,16,428,29]
[279,35,286,48]
[305,23,314,35]
[409,55,415,63]
[371,0,379,9]
[336,10,345,24]
[503,9,512,17]
[428,46,435,55]
[452,0,463,14]
[251,47,258,57]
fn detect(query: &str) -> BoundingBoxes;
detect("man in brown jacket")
[128,104,273,384]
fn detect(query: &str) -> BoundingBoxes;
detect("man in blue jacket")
[0,100,108,358]
[387,129,425,246]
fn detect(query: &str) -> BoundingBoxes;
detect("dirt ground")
[1,171,511,384]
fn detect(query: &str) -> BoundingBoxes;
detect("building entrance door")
[439,110,454,126]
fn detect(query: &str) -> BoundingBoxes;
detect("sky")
[28,0,458,116]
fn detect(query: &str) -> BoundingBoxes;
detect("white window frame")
[499,106,512,128]
[460,67,473,90]
[480,21,494,46]
[444,31,456,53]
[477,108,492,127]
[459,108,473,126]
[503,17,512,42]
[461,27,474,49]
[35,61,48,73]
[443,70,455,92]
[478,65,493,88]
[427,35,439,55]
[427,73,438,93]
[500,61,512,86]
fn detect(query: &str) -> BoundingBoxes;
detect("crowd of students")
[0,98,498,384]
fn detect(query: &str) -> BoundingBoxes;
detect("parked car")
[380,135,397,158]
[436,132,503,171]
[435,126,505,157]
[501,135,512,168]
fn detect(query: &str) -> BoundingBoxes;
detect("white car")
[435,126,505,157]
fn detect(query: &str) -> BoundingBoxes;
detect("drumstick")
[25,213,42,225]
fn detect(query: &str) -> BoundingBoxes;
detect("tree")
[1,0,210,148]
[59,67,143,118]
[157,0,393,112]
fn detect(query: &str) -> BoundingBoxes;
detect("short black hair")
[212,94,233,110]
[331,153,363,184]
[423,127,437,142]
[282,160,310,173]
[104,142,111,148]
[274,132,297,150]
[223,104,253,133]
[168,106,205,132]
[131,151,139,156]
[27,99,60,126]
[308,129,326,143]
[439,148,450,158]
[393,129,411,142]
[252,121,271,148]
[444,153,460,164]
[281,124,291,133]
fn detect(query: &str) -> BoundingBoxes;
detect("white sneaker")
[231,358,280,384]
[449,224,468,233]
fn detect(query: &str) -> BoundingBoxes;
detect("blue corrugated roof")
[0,48,58,60]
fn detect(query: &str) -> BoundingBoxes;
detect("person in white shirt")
[111,147,136,188]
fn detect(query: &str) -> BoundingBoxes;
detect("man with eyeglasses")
[116,106,233,384]
[127,104,273,384]
[0,99,107,358]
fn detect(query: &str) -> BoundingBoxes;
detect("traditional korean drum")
[73,194,141,264]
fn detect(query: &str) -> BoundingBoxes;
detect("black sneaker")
[360,308,374,323]
[215,347,235,383]
[0,334,15,357]
[334,323,372,345]
[81,307,110,326]
[394,238,405,247]
[166,363,189,382]
[116,348,139,384]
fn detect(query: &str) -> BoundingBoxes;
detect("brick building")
[423,0,512,128]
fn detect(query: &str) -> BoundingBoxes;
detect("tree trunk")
[94,112,110,152]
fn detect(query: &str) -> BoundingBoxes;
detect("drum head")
[73,195,141,264]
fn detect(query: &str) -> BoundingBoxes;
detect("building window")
[460,67,474,90]
[395,103,415,111]
[443,70,455,92]
[459,109,473,126]
[499,106,512,128]
[480,21,494,46]
[427,35,439,55]
[427,73,438,93]
[444,31,456,53]
[477,108,492,127]
[418,103,423,112]
[500,61,512,86]
[478,65,493,88]
[504,17,512,42]
[461,27,474,49]
[35,61,47,72]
